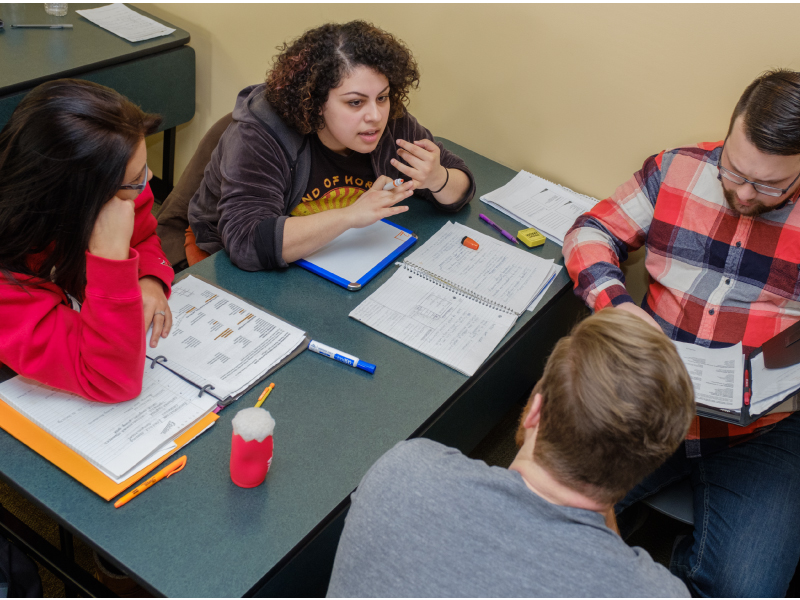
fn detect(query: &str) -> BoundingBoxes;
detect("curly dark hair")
[265,21,420,135]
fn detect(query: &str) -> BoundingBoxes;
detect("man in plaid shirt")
[564,69,800,597]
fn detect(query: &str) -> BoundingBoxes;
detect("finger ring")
[154,311,166,317]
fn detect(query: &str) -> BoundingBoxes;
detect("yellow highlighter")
[114,455,187,508]
[255,382,275,408]
[517,227,546,248]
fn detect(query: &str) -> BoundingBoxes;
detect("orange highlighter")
[114,455,187,508]
[461,236,479,250]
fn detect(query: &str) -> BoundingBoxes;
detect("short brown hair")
[729,69,800,155]
[517,309,694,505]
[265,21,420,135]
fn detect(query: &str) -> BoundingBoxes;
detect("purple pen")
[479,214,519,244]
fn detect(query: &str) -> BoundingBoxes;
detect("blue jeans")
[617,412,800,597]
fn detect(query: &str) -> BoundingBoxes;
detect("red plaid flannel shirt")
[563,141,800,458]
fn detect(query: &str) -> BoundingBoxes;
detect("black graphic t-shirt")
[292,134,376,216]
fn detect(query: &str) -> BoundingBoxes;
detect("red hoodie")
[0,184,174,403]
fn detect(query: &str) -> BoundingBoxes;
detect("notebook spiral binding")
[147,356,223,402]
[400,264,518,316]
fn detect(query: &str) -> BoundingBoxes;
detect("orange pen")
[255,382,275,408]
[114,455,187,508]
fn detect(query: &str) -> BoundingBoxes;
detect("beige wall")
[139,3,800,202]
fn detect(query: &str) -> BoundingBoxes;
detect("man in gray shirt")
[327,309,694,597]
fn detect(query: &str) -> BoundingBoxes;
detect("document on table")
[0,366,216,481]
[349,269,517,376]
[150,276,307,400]
[673,341,744,410]
[527,264,563,312]
[749,352,800,416]
[403,222,551,315]
[481,170,598,245]
[76,4,175,42]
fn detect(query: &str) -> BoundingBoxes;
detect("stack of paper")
[481,171,599,245]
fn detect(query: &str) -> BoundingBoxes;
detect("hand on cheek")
[391,138,447,192]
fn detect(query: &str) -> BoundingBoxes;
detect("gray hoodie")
[188,84,476,271]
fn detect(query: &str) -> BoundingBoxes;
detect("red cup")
[230,432,273,488]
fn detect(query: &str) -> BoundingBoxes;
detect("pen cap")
[356,360,377,375]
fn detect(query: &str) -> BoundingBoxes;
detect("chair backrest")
[156,112,234,267]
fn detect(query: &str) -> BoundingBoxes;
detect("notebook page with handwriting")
[349,269,517,376]
[403,222,551,314]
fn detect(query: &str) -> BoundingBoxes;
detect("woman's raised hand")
[344,175,414,229]
[88,196,136,261]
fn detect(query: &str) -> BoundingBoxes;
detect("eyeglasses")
[119,164,148,192]
[717,144,800,198]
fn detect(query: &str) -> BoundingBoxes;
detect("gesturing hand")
[345,175,414,229]
[392,138,448,192]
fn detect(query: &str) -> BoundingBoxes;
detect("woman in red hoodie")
[0,79,174,403]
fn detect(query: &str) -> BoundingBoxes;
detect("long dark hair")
[265,21,420,135]
[0,79,161,298]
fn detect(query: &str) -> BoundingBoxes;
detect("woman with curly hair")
[187,20,475,271]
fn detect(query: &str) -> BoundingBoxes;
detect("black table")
[0,140,584,596]
[0,3,195,196]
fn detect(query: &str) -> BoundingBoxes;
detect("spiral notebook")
[349,222,553,375]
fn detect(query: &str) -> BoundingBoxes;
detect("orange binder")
[0,398,218,501]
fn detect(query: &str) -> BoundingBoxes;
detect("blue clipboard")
[294,219,417,291]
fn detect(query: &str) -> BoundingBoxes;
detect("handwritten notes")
[403,222,552,315]
[350,269,517,376]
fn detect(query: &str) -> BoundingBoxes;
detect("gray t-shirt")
[327,439,688,598]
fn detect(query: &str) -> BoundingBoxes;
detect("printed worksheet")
[403,222,551,314]
[673,341,744,410]
[0,366,216,479]
[749,352,800,416]
[480,170,598,244]
[150,276,307,399]
[75,4,175,42]
[349,269,517,376]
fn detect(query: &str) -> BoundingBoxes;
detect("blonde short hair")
[518,309,694,505]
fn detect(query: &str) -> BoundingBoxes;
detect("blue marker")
[308,340,376,374]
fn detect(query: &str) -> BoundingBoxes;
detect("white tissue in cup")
[230,407,275,488]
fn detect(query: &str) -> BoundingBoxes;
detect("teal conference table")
[0,141,585,597]
[0,3,195,195]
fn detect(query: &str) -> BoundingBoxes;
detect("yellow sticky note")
[517,228,546,248]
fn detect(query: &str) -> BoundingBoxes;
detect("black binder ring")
[150,356,168,369]
[198,384,215,398]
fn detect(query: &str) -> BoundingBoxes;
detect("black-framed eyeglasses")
[717,143,800,198]
[119,164,148,192]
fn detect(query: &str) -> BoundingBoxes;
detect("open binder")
[0,276,308,500]
[676,323,800,426]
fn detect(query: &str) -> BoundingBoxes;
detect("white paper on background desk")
[403,222,551,315]
[480,171,598,245]
[0,366,217,479]
[150,276,307,400]
[350,269,517,376]
[673,341,743,410]
[300,220,413,283]
[76,4,175,42]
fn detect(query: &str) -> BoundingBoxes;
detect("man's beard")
[723,187,776,217]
